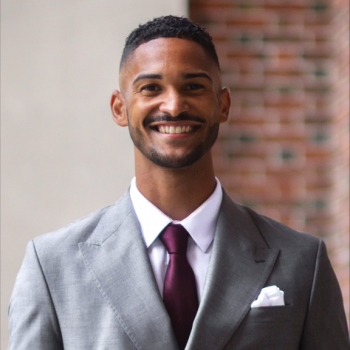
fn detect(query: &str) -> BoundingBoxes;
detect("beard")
[127,111,219,169]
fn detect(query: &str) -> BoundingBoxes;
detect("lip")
[143,114,206,128]
[148,121,202,127]
[156,132,194,139]
[148,121,201,138]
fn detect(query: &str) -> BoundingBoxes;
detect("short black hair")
[120,15,220,70]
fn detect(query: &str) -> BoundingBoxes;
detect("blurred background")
[191,0,349,327]
[1,0,348,348]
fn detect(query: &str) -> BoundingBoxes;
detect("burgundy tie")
[160,224,199,350]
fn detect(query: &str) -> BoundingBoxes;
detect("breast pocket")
[245,304,293,323]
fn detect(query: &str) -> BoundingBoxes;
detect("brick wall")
[190,0,349,324]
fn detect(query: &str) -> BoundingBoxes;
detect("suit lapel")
[187,191,280,350]
[79,192,178,350]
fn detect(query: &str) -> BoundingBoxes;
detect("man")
[8,16,349,350]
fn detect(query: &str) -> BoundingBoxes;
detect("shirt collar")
[130,177,223,253]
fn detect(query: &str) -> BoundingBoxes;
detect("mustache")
[143,113,206,127]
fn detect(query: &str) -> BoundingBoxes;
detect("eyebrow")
[183,73,212,82]
[133,74,162,85]
[132,72,213,86]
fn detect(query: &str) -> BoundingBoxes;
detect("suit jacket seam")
[243,206,271,249]
[98,208,135,245]
[298,237,321,348]
[305,238,322,312]
[31,240,64,347]
[79,243,141,350]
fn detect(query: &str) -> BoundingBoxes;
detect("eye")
[186,83,204,90]
[141,85,160,92]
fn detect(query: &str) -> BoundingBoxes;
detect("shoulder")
[221,191,321,254]
[244,204,320,248]
[32,189,134,252]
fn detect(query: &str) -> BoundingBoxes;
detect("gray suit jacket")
[8,189,349,349]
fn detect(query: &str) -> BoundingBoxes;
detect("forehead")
[120,38,219,87]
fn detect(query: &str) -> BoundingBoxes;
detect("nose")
[158,89,189,116]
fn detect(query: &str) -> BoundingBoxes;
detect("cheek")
[192,93,218,107]
[128,97,160,119]
[195,99,220,119]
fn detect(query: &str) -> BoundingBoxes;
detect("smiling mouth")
[154,125,196,134]
[146,114,205,135]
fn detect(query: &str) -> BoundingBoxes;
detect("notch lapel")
[79,192,178,350]
[186,191,280,350]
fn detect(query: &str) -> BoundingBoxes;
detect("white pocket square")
[251,285,285,308]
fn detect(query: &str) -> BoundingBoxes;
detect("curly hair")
[120,15,220,70]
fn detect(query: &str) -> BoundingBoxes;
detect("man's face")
[113,38,230,168]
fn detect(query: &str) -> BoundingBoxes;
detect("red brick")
[191,0,349,323]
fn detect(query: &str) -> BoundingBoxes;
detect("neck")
[135,150,217,221]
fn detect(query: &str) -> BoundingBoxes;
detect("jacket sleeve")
[300,239,350,349]
[8,240,63,350]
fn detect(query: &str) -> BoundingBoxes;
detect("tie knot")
[160,224,189,255]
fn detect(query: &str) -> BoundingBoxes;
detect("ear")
[218,87,231,124]
[110,90,128,127]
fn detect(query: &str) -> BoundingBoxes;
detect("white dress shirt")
[129,177,223,301]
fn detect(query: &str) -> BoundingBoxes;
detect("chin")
[147,148,204,169]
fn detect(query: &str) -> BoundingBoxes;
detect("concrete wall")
[1,1,188,348]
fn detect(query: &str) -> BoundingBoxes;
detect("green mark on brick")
[313,200,328,208]
[278,87,292,93]
[238,135,256,143]
[312,133,329,142]
[237,35,252,43]
[314,70,328,77]
[280,150,295,160]
[311,4,328,11]
[225,134,258,143]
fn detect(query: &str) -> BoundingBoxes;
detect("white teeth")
[157,125,193,134]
